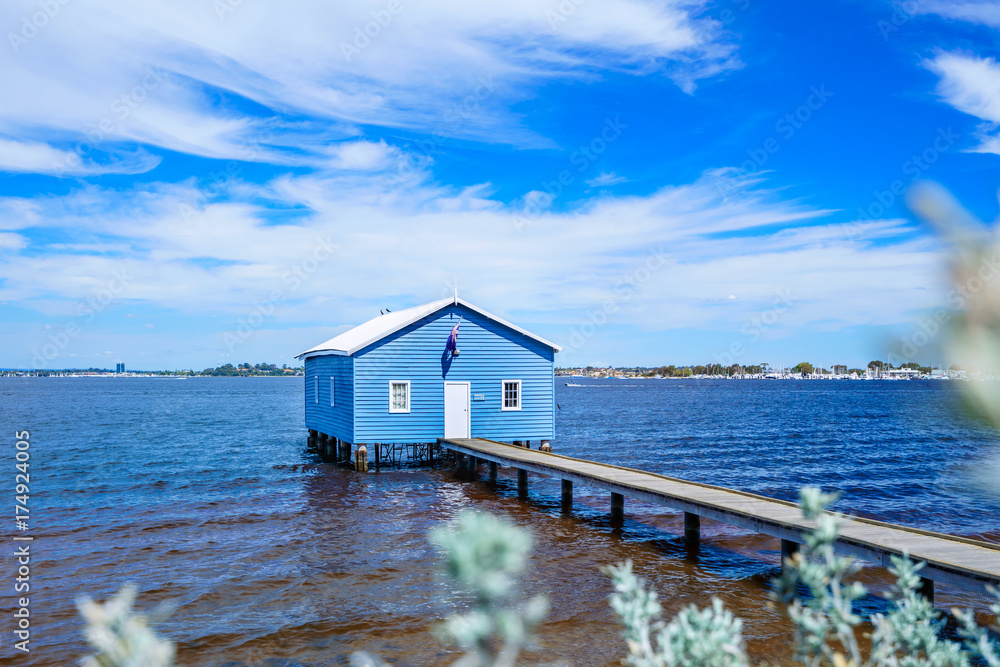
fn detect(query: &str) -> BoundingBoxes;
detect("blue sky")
[1,0,999,370]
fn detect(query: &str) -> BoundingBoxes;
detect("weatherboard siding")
[352,304,555,444]
[304,354,354,442]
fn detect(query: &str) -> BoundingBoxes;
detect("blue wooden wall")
[304,354,354,442]
[346,303,555,444]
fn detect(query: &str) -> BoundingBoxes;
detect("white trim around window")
[314,376,319,404]
[329,377,336,407]
[501,379,521,411]
[389,380,411,413]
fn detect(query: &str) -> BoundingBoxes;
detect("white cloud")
[324,140,398,171]
[0,170,943,352]
[926,52,1000,154]
[927,53,1000,123]
[585,172,628,187]
[0,0,737,173]
[914,1,1000,29]
[0,137,160,176]
[0,232,27,251]
[0,198,42,230]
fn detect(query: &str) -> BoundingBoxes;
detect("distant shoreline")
[0,375,970,383]
[559,375,965,382]
[0,373,305,378]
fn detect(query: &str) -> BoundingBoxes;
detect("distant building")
[296,297,561,445]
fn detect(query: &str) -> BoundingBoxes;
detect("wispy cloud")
[0,170,939,344]
[323,140,399,171]
[0,136,161,176]
[0,0,738,175]
[912,1,1000,29]
[0,232,27,251]
[586,172,628,187]
[925,52,1000,154]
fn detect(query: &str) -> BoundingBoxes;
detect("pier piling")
[781,539,800,573]
[561,479,573,512]
[308,429,317,450]
[489,461,498,483]
[611,492,624,527]
[919,575,934,605]
[684,512,700,549]
[355,444,368,473]
[517,469,528,498]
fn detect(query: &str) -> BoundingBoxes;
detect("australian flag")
[446,319,461,353]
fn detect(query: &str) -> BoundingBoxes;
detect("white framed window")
[501,379,521,411]
[314,376,319,404]
[329,377,336,407]
[389,380,410,413]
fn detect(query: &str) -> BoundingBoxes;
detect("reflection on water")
[2,377,998,666]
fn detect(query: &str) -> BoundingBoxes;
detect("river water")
[2,376,999,666]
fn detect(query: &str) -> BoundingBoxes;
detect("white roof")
[295,297,562,358]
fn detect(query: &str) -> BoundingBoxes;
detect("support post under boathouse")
[296,296,562,467]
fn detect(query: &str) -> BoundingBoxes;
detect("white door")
[444,382,470,439]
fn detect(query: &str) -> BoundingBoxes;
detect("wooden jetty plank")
[438,437,1000,597]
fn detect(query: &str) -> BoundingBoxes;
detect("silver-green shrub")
[428,510,549,667]
[955,590,1000,667]
[604,560,747,667]
[605,488,1000,667]
[774,487,866,667]
[353,509,548,667]
[76,585,175,667]
[773,488,970,667]
[605,487,999,667]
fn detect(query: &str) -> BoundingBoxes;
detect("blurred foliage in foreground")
[910,182,1000,432]
[79,494,1000,667]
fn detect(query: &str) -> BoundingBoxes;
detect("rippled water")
[3,376,999,666]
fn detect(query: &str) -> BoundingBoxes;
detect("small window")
[329,377,336,407]
[501,380,521,411]
[314,376,319,404]
[389,381,410,413]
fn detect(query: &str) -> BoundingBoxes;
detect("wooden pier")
[439,437,1000,599]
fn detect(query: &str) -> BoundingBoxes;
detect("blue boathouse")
[296,297,561,452]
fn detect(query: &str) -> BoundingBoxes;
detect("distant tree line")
[16,364,304,376]
[198,363,301,376]
[561,361,965,377]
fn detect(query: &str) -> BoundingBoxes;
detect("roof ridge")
[295,298,561,358]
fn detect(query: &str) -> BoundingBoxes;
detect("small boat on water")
[564,382,581,387]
